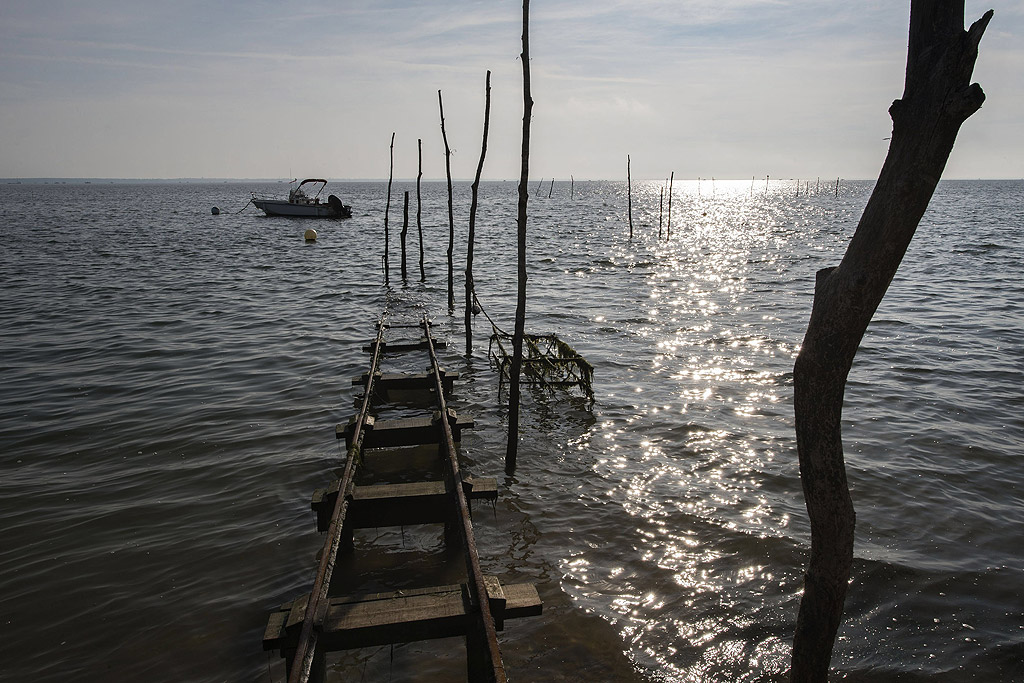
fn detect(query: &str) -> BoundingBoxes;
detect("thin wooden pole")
[570,175,574,199]
[627,155,633,239]
[835,177,840,198]
[417,138,425,281]
[547,178,554,198]
[439,90,455,311]
[466,69,492,357]
[384,132,394,284]
[658,186,664,239]
[506,0,532,476]
[535,178,543,196]
[666,171,674,240]
[401,191,409,280]
[765,174,769,198]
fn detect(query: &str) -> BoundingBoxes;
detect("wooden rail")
[264,314,539,682]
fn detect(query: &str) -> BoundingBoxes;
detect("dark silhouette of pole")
[790,5,992,680]
[417,138,425,281]
[666,171,674,240]
[439,90,455,311]
[506,0,532,476]
[400,190,409,281]
[627,155,633,239]
[466,70,492,356]
[384,132,394,284]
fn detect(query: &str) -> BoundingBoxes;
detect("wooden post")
[658,186,664,239]
[765,174,769,198]
[506,0,533,476]
[790,5,992,681]
[466,70,492,357]
[750,175,755,197]
[627,155,633,239]
[439,90,455,311]
[401,191,409,281]
[536,178,543,196]
[384,132,395,284]
[835,177,840,198]
[666,171,674,240]
[547,178,554,198]
[570,175,574,199]
[418,138,425,281]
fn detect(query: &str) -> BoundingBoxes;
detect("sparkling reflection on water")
[0,179,1021,682]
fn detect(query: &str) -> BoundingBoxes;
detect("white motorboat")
[251,179,352,218]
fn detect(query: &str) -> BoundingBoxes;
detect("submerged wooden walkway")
[263,315,541,682]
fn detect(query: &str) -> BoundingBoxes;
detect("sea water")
[0,179,1021,681]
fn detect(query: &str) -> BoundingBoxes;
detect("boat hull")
[252,199,350,218]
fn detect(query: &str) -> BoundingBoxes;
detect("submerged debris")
[489,332,594,405]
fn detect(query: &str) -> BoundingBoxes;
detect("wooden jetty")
[263,315,541,682]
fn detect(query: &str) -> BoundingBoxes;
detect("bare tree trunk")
[466,70,492,357]
[627,155,633,239]
[506,0,532,476]
[418,138,425,282]
[384,132,395,284]
[790,5,992,681]
[439,90,455,311]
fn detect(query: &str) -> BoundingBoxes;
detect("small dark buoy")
[304,228,318,242]
[211,206,220,215]
[471,302,482,315]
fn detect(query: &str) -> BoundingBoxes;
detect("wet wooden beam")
[311,477,498,532]
[351,371,458,394]
[362,339,448,353]
[337,410,474,449]
[264,579,542,653]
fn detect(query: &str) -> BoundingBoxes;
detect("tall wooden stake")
[418,138,425,281]
[506,0,532,475]
[791,5,992,681]
[570,175,574,199]
[658,186,664,239]
[547,178,554,198]
[384,132,395,284]
[439,90,455,311]
[627,155,633,239]
[466,70,492,357]
[401,190,409,281]
[666,171,674,240]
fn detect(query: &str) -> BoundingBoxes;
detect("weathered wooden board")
[351,371,458,394]
[264,579,542,653]
[362,339,448,353]
[337,411,475,449]
[311,477,498,532]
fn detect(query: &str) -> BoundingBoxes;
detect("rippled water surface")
[1,179,1022,681]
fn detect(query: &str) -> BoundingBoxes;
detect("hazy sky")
[1,1,1020,180]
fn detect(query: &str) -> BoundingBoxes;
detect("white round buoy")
[304,228,318,242]
[211,206,220,215]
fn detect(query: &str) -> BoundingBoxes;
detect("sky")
[0,1,1020,181]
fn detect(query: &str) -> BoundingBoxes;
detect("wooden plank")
[362,339,448,353]
[265,580,542,653]
[311,477,498,532]
[351,371,458,394]
[337,410,474,449]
